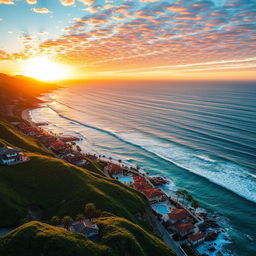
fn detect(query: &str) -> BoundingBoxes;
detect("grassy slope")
[0,221,109,256]
[0,220,174,256]
[98,217,173,256]
[0,119,49,155]
[0,118,148,227]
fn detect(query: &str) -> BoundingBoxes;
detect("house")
[174,222,196,237]
[63,152,85,165]
[133,182,152,191]
[142,188,166,203]
[106,163,123,175]
[70,219,99,238]
[168,208,189,224]
[133,176,147,183]
[0,146,29,165]
[49,141,68,152]
[188,232,205,246]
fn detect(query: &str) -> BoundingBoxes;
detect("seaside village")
[0,119,227,256]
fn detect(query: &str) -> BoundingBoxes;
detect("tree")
[62,216,73,230]
[176,190,183,202]
[84,203,97,220]
[118,159,122,164]
[76,213,84,223]
[95,209,101,218]
[51,216,60,226]
[108,157,112,161]
[180,190,188,203]
[192,200,199,210]
[76,145,82,152]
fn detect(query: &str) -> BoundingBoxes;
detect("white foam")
[117,132,256,203]
[197,230,233,256]
[30,106,256,203]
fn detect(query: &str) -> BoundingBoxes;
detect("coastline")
[21,109,34,126]
[17,104,233,256]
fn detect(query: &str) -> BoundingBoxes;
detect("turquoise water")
[152,204,170,215]
[31,81,256,256]
[118,176,133,184]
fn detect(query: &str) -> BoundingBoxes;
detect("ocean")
[30,80,256,256]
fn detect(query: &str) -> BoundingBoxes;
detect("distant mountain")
[0,73,57,102]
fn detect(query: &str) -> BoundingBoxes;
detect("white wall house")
[0,147,29,165]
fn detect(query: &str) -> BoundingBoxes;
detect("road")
[151,214,187,256]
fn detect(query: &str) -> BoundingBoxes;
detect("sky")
[0,0,256,80]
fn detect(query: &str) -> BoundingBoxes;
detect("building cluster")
[132,176,167,203]
[14,121,86,166]
[106,163,124,176]
[105,162,208,251]
[163,208,205,246]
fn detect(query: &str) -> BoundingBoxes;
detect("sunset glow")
[0,0,255,80]
[22,57,70,81]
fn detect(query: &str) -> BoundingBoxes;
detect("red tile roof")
[188,232,205,242]
[133,182,152,191]
[133,176,146,183]
[107,163,123,172]
[168,209,189,221]
[142,188,165,199]
[174,222,195,234]
[50,141,67,150]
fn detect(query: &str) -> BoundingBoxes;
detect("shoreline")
[21,108,34,126]
[15,105,233,256]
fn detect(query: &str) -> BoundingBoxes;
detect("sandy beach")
[21,109,35,127]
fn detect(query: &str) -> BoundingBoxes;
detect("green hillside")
[97,217,172,256]
[0,74,175,256]
[0,149,147,227]
[0,220,174,256]
[0,221,108,256]
[0,118,49,155]
[0,97,147,227]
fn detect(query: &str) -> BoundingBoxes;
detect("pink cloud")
[26,0,37,4]
[78,0,94,5]
[32,8,51,13]
[37,31,48,35]
[167,6,187,12]
[0,0,14,4]
[60,0,75,6]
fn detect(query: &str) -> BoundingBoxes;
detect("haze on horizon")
[0,0,256,81]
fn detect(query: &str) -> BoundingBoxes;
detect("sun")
[23,57,70,81]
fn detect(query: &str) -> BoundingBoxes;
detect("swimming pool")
[152,204,170,215]
[118,176,133,184]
